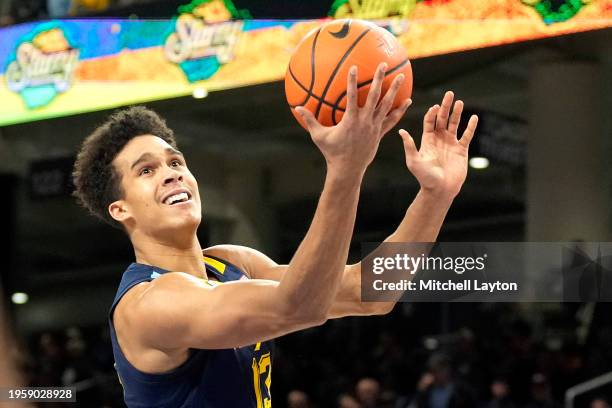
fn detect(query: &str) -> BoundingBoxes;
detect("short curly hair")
[73,106,177,229]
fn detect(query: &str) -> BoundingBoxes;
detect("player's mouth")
[161,189,193,206]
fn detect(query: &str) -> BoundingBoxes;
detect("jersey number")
[252,352,272,408]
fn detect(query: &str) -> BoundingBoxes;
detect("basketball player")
[72,63,477,407]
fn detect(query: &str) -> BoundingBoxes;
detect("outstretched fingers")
[345,65,358,115]
[399,129,419,166]
[295,106,323,134]
[381,98,412,135]
[364,63,387,112]
[436,91,454,130]
[423,105,439,134]
[375,73,405,121]
[447,100,464,135]
[459,114,479,148]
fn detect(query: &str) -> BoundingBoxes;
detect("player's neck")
[131,232,207,278]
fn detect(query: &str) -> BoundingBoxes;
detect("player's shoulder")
[118,272,204,322]
[203,244,277,278]
[115,272,209,346]
[113,272,206,364]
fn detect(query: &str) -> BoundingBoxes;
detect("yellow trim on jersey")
[204,256,226,275]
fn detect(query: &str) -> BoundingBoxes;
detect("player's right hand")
[295,63,412,178]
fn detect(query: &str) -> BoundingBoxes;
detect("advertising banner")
[1,0,610,126]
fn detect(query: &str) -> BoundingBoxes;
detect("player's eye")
[139,167,153,176]
[171,159,182,167]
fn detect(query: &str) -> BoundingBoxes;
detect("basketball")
[285,19,413,128]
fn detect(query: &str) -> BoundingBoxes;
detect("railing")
[565,371,612,408]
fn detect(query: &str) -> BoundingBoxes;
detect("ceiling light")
[469,156,489,169]
[11,292,29,305]
[193,88,208,99]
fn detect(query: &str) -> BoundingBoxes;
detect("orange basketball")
[285,19,413,129]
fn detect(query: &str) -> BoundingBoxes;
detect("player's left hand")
[399,91,478,198]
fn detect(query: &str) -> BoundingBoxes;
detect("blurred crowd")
[8,303,612,408]
[11,325,124,407]
[274,303,612,408]
[0,0,153,26]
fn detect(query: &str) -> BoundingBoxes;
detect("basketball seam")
[288,27,322,108]
[331,57,410,125]
[287,66,346,112]
[314,26,372,120]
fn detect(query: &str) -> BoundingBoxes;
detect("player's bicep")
[213,246,367,316]
[201,245,378,318]
[132,273,311,350]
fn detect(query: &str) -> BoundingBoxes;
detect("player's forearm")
[386,189,454,243]
[277,168,363,323]
[338,189,455,316]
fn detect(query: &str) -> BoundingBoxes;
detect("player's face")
[110,135,202,236]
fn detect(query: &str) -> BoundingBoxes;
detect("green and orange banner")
[1,0,611,126]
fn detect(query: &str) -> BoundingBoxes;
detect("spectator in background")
[482,378,516,408]
[525,373,560,408]
[288,389,312,408]
[47,0,72,17]
[0,0,15,26]
[51,0,112,17]
[36,332,65,386]
[339,393,362,408]
[590,397,611,408]
[71,0,111,15]
[3,0,113,22]
[410,353,476,408]
[62,326,102,406]
[62,326,90,386]
[9,0,47,23]
[356,377,382,408]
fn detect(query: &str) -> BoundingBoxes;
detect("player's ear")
[108,200,131,224]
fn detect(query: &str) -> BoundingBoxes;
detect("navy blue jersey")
[109,255,274,408]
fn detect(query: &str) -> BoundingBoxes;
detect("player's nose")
[163,167,183,185]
